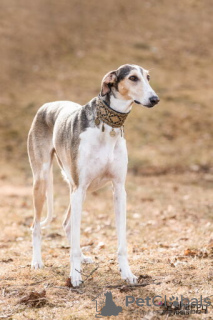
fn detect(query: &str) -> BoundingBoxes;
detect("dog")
[27,64,159,287]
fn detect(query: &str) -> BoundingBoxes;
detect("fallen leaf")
[159,243,170,248]
[138,275,152,283]
[60,245,70,249]
[65,277,73,288]
[81,240,94,247]
[18,290,47,307]
[184,249,197,257]
[176,256,186,261]
[184,248,208,258]
[46,232,62,239]
[1,258,13,263]
[133,246,146,253]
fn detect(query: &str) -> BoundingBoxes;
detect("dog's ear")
[101,70,117,96]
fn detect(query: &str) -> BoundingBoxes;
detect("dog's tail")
[40,164,54,229]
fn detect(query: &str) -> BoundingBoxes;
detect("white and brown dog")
[27,64,159,287]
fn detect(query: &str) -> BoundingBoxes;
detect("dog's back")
[28,101,81,165]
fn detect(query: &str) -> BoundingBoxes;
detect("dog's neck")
[101,93,133,114]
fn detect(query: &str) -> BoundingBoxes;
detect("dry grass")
[0,0,213,319]
[0,173,213,319]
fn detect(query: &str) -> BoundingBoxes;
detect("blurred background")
[0,0,213,181]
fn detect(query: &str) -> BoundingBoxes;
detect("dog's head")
[101,64,159,108]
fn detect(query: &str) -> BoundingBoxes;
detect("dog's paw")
[121,269,138,284]
[31,260,44,270]
[71,271,83,287]
[81,254,94,264]
[125,273,138,284]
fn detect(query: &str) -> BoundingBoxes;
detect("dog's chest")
[78,126,124,182]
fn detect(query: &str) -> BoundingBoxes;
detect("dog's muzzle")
[134,95,160,108]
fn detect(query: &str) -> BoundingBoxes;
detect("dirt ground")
[0,170,213,319]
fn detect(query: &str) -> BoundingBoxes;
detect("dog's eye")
[147,74,150,81]
[129,75,138,82]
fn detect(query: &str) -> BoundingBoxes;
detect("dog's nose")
[149,96,160,106]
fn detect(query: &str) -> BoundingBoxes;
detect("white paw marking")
[121,270,137,284]
[31,260,44,269]
[120,266,138,284]
[71,270,83,287]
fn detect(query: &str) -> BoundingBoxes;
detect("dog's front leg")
[63,201,93,264]
[70,187,84,287]
[113,182,137,284]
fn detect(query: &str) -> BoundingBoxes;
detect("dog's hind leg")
[28,123,54,269]
[40,162,54,229]
[30,159,54,269]
[31,176,46,269]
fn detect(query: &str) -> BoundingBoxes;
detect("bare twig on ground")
[75,264,100,283]
[105,283,154,289]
